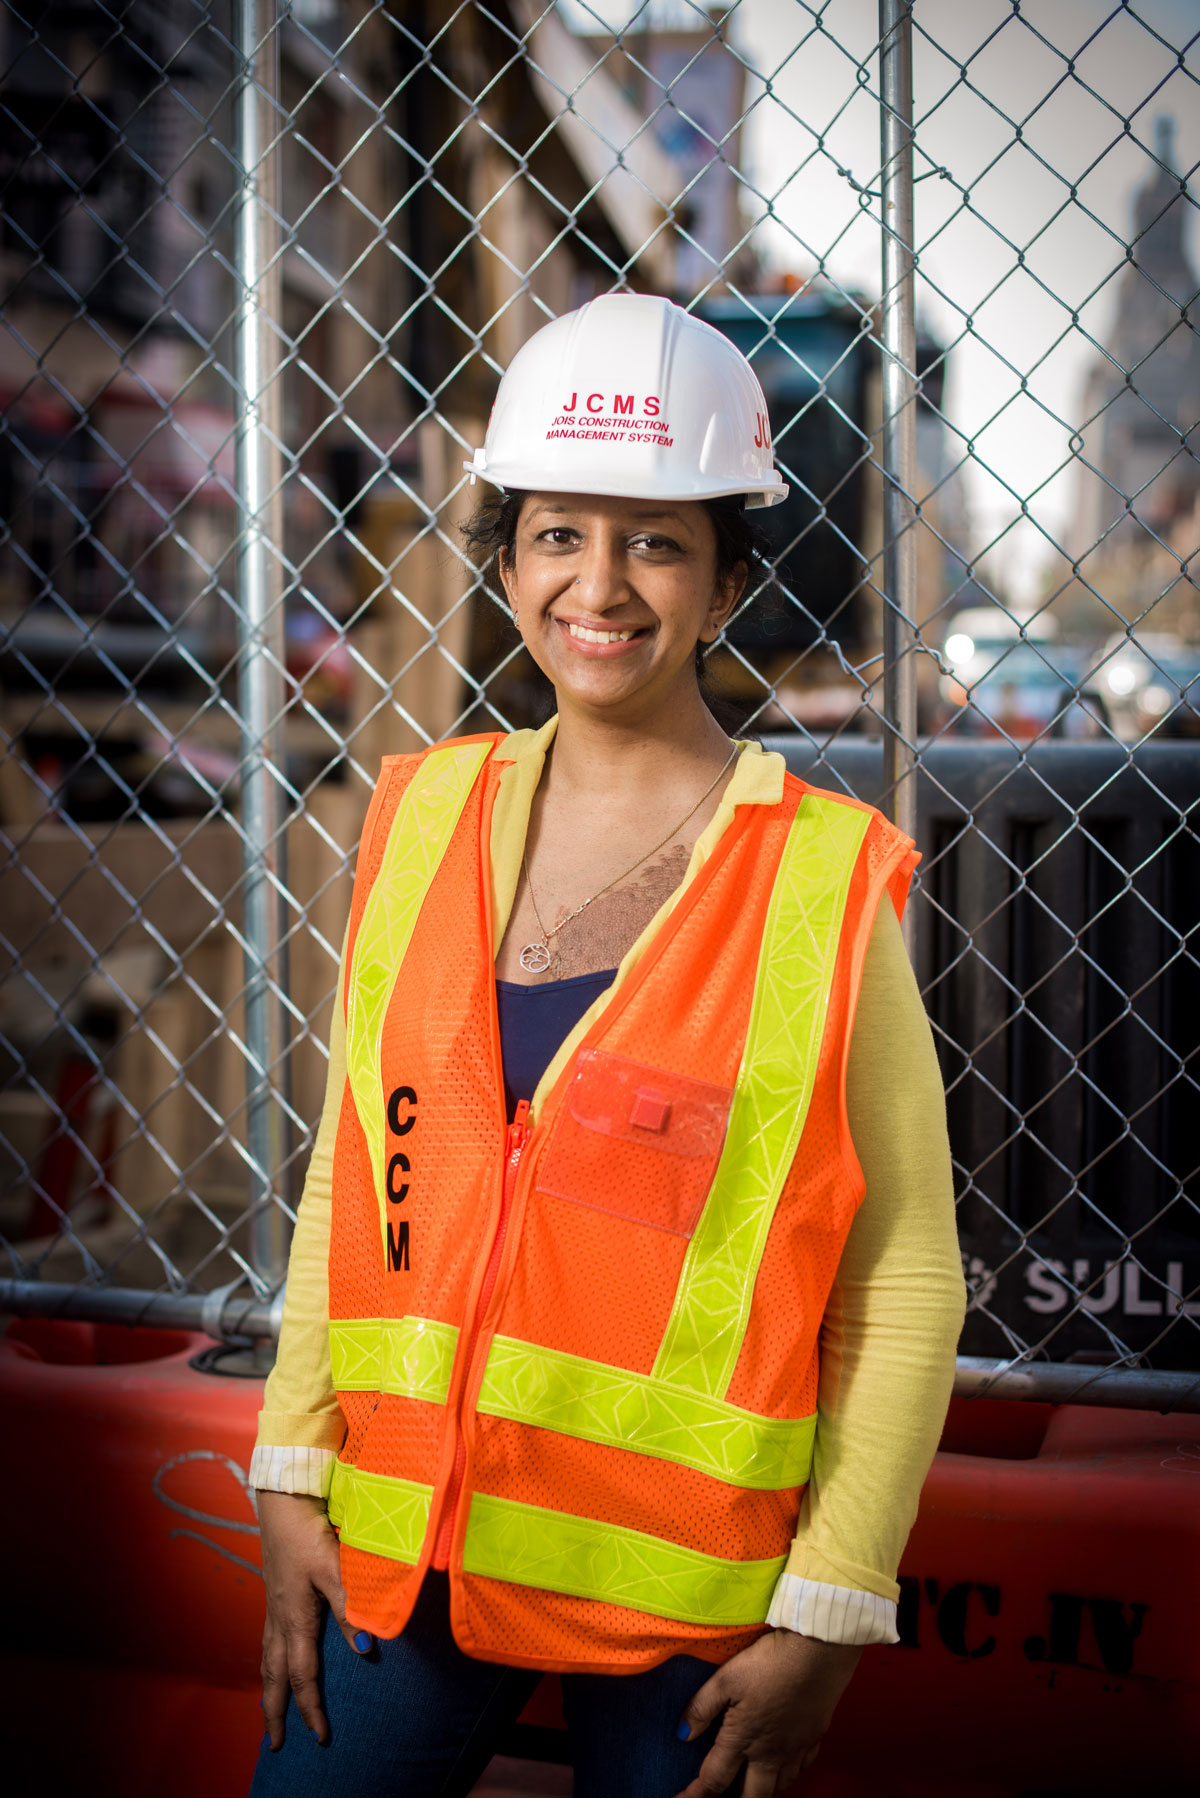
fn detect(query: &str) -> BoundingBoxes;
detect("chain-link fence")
[1,0,1197,1408]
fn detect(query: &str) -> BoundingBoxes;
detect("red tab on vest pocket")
[537,1049,733,1237]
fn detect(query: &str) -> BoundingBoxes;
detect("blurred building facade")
[1075,115,1200,643]
[0,0,686,804]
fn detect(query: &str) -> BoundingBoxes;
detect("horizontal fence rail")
[0,1275,282,1341]
[1,0,1198,1412]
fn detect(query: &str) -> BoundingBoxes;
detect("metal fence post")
[878,0,919,924]
[233,0,288,1289]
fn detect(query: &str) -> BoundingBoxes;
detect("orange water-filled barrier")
[1,1319,266,1797]
[1,1319,1195,1796]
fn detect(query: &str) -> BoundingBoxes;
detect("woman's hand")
[674,1630,864,1797]
[258,1489,372,1749]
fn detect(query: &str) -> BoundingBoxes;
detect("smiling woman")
[463,487,769,694]
[489,492,748,984]
[247,295,966,1798]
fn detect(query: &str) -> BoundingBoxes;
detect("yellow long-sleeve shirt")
[254,727,966,1645]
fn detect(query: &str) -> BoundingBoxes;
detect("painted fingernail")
[676,1722,691,1740]
[354,1630,372,1652]
[309,1728,320,1742]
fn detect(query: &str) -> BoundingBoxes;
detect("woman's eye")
[631,534,679,553]
[537,528,578,546]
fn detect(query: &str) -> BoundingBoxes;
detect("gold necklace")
[518,744,740,975]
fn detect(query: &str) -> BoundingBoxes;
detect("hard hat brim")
[464,455,789,510]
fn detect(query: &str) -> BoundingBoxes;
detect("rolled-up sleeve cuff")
[254,1407,345,1454]
[248,1444,335,1498]
[766,1571,899,1645]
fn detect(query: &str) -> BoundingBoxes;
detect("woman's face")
[497,493,744,724]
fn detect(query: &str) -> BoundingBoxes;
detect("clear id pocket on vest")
[537,1048,733,1237]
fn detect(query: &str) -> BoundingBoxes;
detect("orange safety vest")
[326,734,917,1672]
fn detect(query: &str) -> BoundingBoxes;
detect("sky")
[560,0,1200,604]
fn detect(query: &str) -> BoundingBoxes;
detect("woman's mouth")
[567,622,639,643]
[554,617,651,655]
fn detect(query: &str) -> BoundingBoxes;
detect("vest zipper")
[431,1098,530,1570]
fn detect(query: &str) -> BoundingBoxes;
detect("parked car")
[937,608,1106,740]
[1094,631,1200,740]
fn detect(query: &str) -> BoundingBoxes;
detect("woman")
[249,295,965,1798]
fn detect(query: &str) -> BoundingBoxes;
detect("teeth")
[567,622,637,643]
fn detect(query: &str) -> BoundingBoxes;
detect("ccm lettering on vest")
[385,1085,417,1271]
[343,740,492,1265]
[329,734,918,1669]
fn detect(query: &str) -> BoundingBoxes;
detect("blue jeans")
[248,1573,725,1798]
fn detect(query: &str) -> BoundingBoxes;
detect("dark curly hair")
[460,489,769,679]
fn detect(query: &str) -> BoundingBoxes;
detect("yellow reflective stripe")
[329,1316,459,1401]
[463,1492,786,1627]
[478,1335,814,1490]
[382,1316,458,1401]
[345,742,492,1257]
[326,1463,786,1619]
[653,794,871,1398]
[328,1319,383,1389]
[327,1460,432,1564]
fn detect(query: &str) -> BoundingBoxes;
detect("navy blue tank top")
[496,969,617,1119]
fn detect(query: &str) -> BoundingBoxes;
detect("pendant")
[519,941,552,974]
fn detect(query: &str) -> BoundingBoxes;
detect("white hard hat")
[465,294,788,509]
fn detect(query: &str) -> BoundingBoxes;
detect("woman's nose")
[572,537,627,608]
